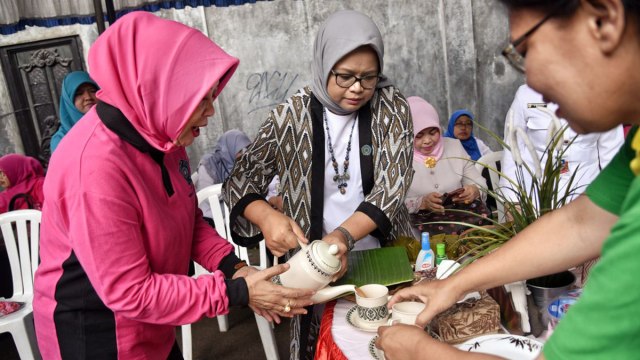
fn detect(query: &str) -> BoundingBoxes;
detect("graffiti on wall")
[246,70,300,115]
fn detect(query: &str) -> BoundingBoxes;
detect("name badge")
[527,102,547,109]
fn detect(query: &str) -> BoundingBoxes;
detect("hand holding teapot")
[275,239,355,303]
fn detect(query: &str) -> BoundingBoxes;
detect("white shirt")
[322,109,378,250]
[476,138,492,157]
[500,84,624,203]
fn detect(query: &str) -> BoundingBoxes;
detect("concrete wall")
[0,0,525,169]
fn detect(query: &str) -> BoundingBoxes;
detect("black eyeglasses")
[454,121,473,128]
[502,11,557,73]
[330,70,380,90]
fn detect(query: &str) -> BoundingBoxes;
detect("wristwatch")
[335,226,355,252]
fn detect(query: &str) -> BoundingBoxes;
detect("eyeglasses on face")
[501,10,557,73]
[330,70,380,90]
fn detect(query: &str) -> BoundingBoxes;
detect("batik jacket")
[225,85,415,246]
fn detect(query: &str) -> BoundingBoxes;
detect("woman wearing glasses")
[377,1,640,359]
[404,97,488,237]
[445,110,492,161]
[224,9,414,359]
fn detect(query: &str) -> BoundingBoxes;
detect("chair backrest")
[196,184,250,267]
[0,209,42,297]
[475,151,505,222]
[195,184,274,271]
[197,184,228,239]
[190,171,198,187]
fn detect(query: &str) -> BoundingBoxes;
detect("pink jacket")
[34,11,240,359]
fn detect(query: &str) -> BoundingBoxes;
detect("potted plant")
[425,107,582,266]
[425,108,585,335]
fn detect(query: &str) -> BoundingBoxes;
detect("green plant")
[420,108,583,266]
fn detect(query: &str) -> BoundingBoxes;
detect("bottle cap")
[421,232,430,250]
[436,243,446,256]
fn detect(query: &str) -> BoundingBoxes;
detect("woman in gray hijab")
[224,10,414,358]
[196,129,252,221]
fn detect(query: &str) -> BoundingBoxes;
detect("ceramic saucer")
[368,336,385,360]
[346,305,386,333]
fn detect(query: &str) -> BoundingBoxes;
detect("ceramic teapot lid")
[308,240,341,275]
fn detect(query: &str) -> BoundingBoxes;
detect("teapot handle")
[273,239,308,266]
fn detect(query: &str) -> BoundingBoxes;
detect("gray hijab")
[311,10,392,115]
[200,129,251,184]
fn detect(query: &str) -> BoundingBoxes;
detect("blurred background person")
[445,109,492,160]
[404,97,488,237]
[50,71,99,152]
[0,153,45,298]
[500,84,624,204]
[446,109,498,213]
[0,153,45,213]
[196,129,252,224]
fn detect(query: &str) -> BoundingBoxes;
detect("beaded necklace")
[323,108,357,194]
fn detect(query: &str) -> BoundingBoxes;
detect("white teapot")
[274,240,355,303]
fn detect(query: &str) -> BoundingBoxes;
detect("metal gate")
[0,36,85,166]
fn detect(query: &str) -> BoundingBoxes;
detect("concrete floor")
[0,307,292,359]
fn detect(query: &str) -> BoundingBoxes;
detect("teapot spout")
[311,284,356,304]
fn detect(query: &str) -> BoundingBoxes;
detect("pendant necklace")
[324,108,357,195]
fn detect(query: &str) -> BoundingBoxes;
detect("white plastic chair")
[0,209,42,360]
[190,171,198,187]
[181,184,279,360]
[475,150,505,222]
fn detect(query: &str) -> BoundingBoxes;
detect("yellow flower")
[424,157,437,168]
[630,130,640,175]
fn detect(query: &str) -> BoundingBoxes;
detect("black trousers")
[167,341,184,360]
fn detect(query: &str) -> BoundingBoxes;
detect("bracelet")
[335,226,355,252]
[234,261,249,271]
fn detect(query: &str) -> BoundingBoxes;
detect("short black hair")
[498,0,640,23]
[496,0,580,17]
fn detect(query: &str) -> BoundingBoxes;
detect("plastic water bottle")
[415,232,434,271]
[436,243,448,265]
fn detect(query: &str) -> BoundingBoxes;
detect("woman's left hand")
[232,266,282,322]
[322,231,349,281]
[453,185,480,204]
[236,264,315,324]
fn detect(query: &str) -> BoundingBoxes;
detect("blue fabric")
[1,0,271,35]
[445,109,482,161]
[50,71,98,152]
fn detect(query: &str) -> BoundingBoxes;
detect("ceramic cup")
[388,301,426,326]
[355,284,390,326]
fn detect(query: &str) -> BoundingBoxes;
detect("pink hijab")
[407,96,444,162]
[88,11,239,153]
[0,154,45,212]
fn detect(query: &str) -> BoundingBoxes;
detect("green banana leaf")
[334,247,414,287]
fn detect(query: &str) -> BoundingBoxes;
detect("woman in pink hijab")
[33,12,313,360]
[404,96,487,236]
[0,154,45,213]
